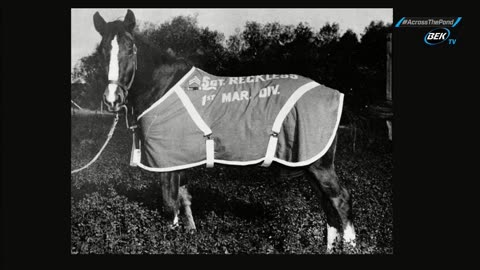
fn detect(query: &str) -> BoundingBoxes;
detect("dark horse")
[93,9,356,251]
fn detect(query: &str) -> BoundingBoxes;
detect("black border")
[2,1,472,268]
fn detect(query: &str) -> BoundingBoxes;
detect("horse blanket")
[134,67,344,172]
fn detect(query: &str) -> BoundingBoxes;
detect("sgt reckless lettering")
[200,74,298,106]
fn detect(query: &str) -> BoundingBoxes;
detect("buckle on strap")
[261,131,279,167]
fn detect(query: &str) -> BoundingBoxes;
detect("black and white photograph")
[70,8,393,254]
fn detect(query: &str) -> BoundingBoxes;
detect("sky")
[71,8,392,71]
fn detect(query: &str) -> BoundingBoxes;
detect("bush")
[71,189,168,254]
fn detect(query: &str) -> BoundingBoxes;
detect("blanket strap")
[261,81,320,167]
[205,134,214,168]
[174,86,215,168]
[261,131,279,167]
[130,129,141,167]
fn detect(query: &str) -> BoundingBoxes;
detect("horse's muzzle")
[103,87,125,112]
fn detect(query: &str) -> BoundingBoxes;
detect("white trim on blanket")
[137,158,264,172]
[135,92,344,172]
[272,81,320,133]
[137,66,197,120]
[271,93,344,167]
[174,82,214,167]
[174,86,212,136]
[137,160,207,172]
[261,81,320,167]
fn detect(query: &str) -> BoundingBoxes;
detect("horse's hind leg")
[305,135,356,250]
[179,185,196,231]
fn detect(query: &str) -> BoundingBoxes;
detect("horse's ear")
[93,12,106,36]
[124,9,136,33]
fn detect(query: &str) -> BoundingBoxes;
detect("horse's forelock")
[102,21,129,38]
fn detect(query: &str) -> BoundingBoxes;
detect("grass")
[71,114,393,254]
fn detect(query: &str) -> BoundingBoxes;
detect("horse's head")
[94,10,137,112]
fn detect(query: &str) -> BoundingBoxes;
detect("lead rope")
[120,105,137,130]
[71,114,120,174]
[72,45,137,174]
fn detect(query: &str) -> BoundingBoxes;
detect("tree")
[356,21,392,106]
[311,23,341,87]
[138,15,226,73]
[333,29,360,97]
[72,15,391,120]
[71,49,106,110]
[317,22,340,46]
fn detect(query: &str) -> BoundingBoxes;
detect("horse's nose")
[103,92,117,110]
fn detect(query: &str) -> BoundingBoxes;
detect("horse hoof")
[185,226,197,233]
[326,243,338,254]
[344,238,356,248]
[326,225,339,251]
[169,223,179,230]
[343,223,356,247]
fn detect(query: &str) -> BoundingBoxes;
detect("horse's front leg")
[179,185,196,231]
[160,172,181,229]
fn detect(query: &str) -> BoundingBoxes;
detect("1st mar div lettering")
[201,84,281,106]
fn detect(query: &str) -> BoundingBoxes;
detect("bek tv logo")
[424,28,456,45]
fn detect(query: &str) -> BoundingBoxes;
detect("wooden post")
[353,125,357,153]
[386,33,392,101]
[386,33,393,141]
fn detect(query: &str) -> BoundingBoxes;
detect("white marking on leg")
[168,210,180,230]
[343,222,356,247]
[327,224,339,250]
[172,211,179,227]
[106,35,119,103]
[184,205,196,231]
[179,186,196,231]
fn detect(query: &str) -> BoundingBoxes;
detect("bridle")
[108,43,137,100]
[107,42,138,130]
[72,35,140,174]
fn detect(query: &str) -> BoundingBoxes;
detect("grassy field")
[71,114,393,254]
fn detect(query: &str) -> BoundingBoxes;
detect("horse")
[92,9,356,251]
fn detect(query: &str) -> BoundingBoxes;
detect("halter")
[72,41,138,174]
[108,44,137,98]
[107,43,138,132]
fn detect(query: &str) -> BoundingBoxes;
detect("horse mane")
[133,32,191,67]
[130,31,193,115]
